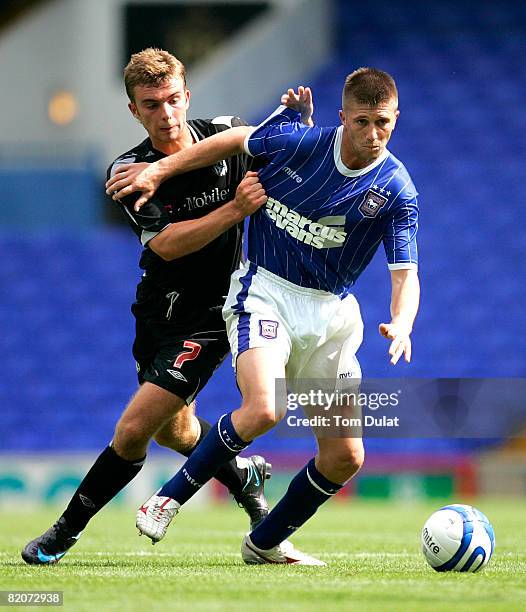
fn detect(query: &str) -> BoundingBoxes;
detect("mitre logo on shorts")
[359,190,388,218]
[265,198,347,249]
[259,319,278,339]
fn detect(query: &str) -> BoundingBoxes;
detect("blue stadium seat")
[1,0,524,454]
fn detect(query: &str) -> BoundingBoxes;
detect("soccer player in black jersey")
[21,48,270,565]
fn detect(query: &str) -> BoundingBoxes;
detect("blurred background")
[1,0,525,508]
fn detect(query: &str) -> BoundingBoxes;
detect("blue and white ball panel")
[421,504,495,572]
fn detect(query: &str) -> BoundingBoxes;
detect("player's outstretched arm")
[105,126,252,210]
[281,86,314,126]
[379,269,420,365]
[147,171,266,261]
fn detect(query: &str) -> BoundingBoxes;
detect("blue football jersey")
[244,106,419,297]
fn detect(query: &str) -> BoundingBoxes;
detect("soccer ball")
[421,504,495,572]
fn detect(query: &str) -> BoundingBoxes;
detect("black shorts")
[131,300,230,405]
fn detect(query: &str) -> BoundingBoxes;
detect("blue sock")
[158,413,249,505]
[250,458,342,550]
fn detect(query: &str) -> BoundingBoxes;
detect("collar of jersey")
[187,122,200,144]
[333,125,389,177]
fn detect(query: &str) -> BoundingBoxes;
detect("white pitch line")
[3,550,519,560]
[1,551,416,559]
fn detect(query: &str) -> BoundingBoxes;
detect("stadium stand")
[1,0,524,470]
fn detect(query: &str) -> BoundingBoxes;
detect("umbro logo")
[79,494,95,509]
[167,369,188,382]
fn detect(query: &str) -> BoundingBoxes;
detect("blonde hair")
[124,48,186,101]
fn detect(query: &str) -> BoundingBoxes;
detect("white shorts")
[222,261,363,382]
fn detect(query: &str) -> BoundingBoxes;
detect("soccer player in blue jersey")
[107,68,420,565]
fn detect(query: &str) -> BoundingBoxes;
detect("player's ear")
[393,109,400,129]
[128,102,141,123]
[339,109,346,126]
[184,88,191,110]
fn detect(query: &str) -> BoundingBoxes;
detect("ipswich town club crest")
[359,189,388,218]
[259,320,279,339]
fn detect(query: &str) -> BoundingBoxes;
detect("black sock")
[61,446,145,532]
[179,416,245,494]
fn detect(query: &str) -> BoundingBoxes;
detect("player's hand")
[105,162,161,211]
[232,171,267,219]
[281,86,314,126]
[379,322,412,365]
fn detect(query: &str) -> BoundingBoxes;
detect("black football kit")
[108,116,250,403]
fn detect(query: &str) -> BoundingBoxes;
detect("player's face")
[339,97,399,169]
[128,77,191,152]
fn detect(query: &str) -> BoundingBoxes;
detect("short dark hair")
[342,68,398,108]
[124,48,187,102]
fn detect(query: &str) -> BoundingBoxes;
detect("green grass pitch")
[1,499,525,611]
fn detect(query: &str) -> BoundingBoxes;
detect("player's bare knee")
[153,427,195,452]
[114,417,150,450]
[240,401,284,436]
[153,409,197,452]
[153,428,175,449]
[337,446,365,478]
[250,411,277,436]
[321,445,364,481]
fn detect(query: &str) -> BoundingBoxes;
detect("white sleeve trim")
[243,127,257,156]
[254,104,288,129]
[141,223,172,247]
[388,262,418,271]
[212,115,234,127]
[243,104,291,155]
